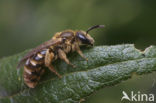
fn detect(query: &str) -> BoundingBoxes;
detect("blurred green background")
[0,0,156,103]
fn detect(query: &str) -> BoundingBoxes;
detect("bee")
[17,25,104,88]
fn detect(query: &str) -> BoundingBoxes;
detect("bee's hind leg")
[45,50,62,78]
[58,49,76,68]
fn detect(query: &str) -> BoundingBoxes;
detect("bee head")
[76,31,94,46]
[76,25,104,46]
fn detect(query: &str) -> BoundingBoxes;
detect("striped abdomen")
[23,50,47,88]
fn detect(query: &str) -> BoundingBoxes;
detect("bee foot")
[71,64,76,68]
[85,58,88,61]
[58,75,62,78]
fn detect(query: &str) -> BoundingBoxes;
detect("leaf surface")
[0,44,156,103]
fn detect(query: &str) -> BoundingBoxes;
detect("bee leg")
[58,49,76,68]
[75,44,88,61]
[77,49,88,61]
[45,50,62,78]
[48,65,62,78]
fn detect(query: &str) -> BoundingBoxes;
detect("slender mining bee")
[17,25,104,88]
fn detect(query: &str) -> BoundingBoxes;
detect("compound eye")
[77,32,90,44]
[78,33,86,41]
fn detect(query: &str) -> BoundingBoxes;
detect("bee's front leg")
[58,49,76,68]
[74,43,88,61]
[45,49,62,78]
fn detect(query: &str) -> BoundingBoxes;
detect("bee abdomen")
[24,66,45,88]
[24,52,45,88]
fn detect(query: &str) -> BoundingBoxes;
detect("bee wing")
[17,38,62,69]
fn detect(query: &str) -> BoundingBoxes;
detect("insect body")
[17,25,104,88]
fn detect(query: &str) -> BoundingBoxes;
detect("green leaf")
[0,44,156,103]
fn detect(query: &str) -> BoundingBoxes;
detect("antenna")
[86,25,105,35]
